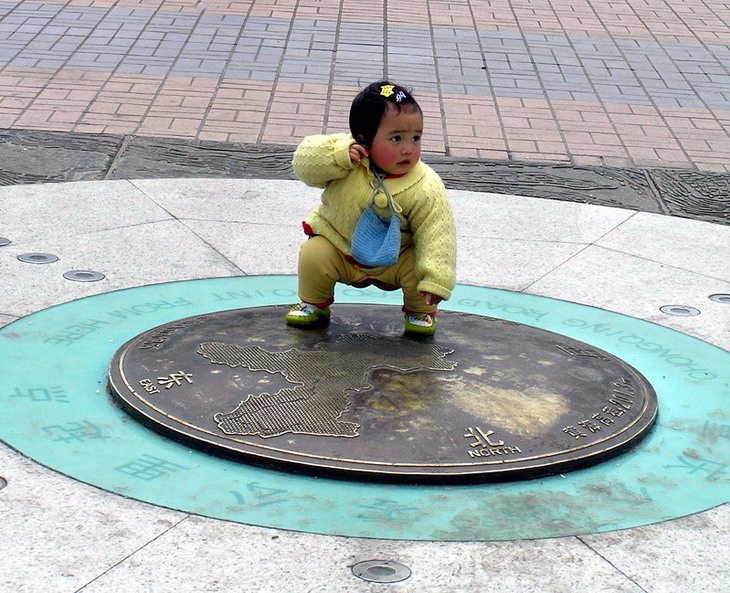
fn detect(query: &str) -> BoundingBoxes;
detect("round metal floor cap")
[352,560,411,583]
[660,305,700,317]
[709,294,730,304]
[17,252,59,264]
[0,237,11,246]
[63,270,105,282]
[0,477,6,490]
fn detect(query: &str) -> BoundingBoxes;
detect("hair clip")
[395,90,407,102]
[380,85,395,97]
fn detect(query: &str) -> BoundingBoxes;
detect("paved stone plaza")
[1,0,729,170]
[0,1,728,592]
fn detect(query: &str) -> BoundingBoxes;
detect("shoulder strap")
[370,170,403,215]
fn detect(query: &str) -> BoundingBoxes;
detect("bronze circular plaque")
[108,305,658,483]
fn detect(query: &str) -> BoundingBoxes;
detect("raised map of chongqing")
[197,334,456,438]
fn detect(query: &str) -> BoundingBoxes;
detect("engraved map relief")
[197,334,457,438]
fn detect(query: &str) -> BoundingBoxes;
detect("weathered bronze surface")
[108,305,658,483]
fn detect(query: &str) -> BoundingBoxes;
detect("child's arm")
[408,177,457,302]
[292,133,360,188]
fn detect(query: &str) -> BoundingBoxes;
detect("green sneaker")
[285,303,331,327]
[404,312,436,336]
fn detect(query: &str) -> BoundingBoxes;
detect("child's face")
[368,104,423,176]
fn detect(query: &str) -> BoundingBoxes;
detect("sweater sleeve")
[291,133,357,188]
[407,174,457,301]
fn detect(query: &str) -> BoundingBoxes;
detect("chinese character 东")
[157,371,193,389]
[463,426,504,448]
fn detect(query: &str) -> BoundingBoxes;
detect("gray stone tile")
[33,57,65,68]
[74,516,647,593]
[186,219,301,276]
[8,55,39,66]
[580,505,730,593]
[6,31,36,42]
[1,219,243,317]
[596,212,730,280]
[0,443,186,593]
[528,246,730,351]
[129,178,319,227]
[450,190,634,243]
[458,236,586,291]
[0,46,19,61]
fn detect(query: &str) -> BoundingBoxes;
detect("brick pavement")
[0,0,728,171]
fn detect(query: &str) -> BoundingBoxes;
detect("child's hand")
[350,143,369,165]
[422,292,443,306]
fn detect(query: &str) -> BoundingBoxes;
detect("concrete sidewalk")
[1,0,729,591]
[0,178,728,593]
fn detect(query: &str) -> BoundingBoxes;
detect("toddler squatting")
[286,81,456,336]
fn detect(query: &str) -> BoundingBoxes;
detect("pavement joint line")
[102,132,132,179]
[256,0,300,145]
[72,515,192,593]
[575,535,652,593]
[526,188,641,287]
[465,2,512,161]
[641,168,670,216]
[319,0,342,136]
[425,0,449,156]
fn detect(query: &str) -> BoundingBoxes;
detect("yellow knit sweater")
[292,133,457,301]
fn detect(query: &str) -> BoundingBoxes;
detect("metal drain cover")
[709,294,730,304]
[660,305,700,317]
[352,560,411,583]
[63,270,105,282]
[17,252,59,264]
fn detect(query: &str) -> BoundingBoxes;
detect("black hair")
[349,80,421,147]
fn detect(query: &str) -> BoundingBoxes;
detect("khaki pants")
[297,236,435,313]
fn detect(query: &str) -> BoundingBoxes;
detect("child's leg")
[373,246,438,335]
[375,246,436,314]
[297,236,361,306]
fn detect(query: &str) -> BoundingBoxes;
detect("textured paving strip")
[1,128,728,225]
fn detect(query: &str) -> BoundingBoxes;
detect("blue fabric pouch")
[351,172,402,267]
